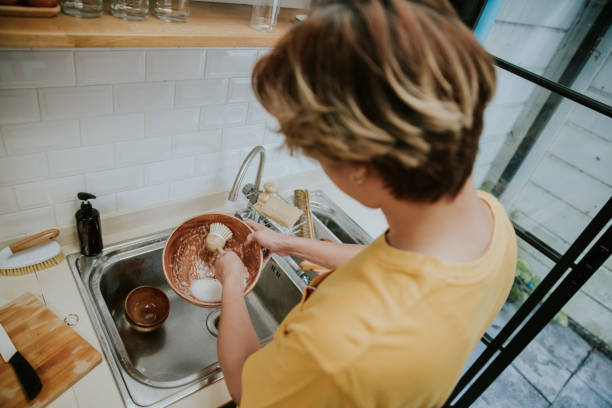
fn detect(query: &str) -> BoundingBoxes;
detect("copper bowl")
[162,213,263,308]
[125,286,170,332]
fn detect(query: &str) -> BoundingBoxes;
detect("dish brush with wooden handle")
[0,229,65,276]
[205,223,233,253]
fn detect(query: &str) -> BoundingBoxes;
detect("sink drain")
[206,310,221,337]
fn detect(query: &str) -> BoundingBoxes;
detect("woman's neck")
[382,180,493,264]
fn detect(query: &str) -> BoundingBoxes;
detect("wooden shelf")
[0,3,298,48]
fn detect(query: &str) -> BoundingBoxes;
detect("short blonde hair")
[252,0,496,202]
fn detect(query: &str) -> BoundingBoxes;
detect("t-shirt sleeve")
[240,329,348,408]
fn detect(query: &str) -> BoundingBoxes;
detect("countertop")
[0,170,387,408]
[0,3,300,48]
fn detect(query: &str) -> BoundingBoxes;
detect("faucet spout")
[228,146,266,202]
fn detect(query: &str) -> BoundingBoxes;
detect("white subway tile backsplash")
[222,125,264,150]
[200,103,248,128]
[264,161,290,180]
[115,136,172,166]
[0,51,75,89]
[0,47,322,240]
[173,130,222,156]
[46,175,86,202]
[54,200,79,227]
[117,184,168,212]
[175,79,228,107]
[145,157,194,184]
[86,166,142,195]
[145,109,199,137]
[215,170,239,190]
[55,193,116,226]
[0,187,18,214]
[15,182,50,209]
[39,86,113,120]
[170,175,217,200]
[75,51,145,85]
[263,128,284,144]
[146,49,206,81]
[0,153,48,185]
[15,175,86,209]
[196,150,242,174]
[81,113,145,145]
[0,89,40,125]
[0,206,55,240]
[48,145,114,176]
[247,102,271,124]
[263,144,291,162]
[257,49,272,59]
[228,78,255,103]
[205,50,257,79]
[114,81,174,113]
[2,120,80,155]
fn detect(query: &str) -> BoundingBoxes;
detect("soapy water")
[190,278,222,302]
[189,258,249,301]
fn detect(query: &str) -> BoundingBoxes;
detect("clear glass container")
[153,0,189,22]
[250,0,280,32]
[111,0,149,20]
[61,0,103,18]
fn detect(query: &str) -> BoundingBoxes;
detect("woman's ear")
[350,165,368,185]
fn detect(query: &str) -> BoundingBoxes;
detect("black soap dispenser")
[76,192,103,256]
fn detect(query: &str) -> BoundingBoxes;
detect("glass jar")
[250,0,281,32]
[61,0,103,18]
[111,0,149,20]
[154,0,189,22]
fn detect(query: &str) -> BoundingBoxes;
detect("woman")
[214,0,517,406]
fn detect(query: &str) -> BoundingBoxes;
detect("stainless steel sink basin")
[67,190,371,408]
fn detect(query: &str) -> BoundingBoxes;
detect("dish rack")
[237,183,306,237]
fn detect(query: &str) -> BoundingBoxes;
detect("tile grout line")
[511,362,554,405]
[570,349,612,406]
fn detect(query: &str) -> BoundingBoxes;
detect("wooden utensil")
[0,293,102,407]
[0,4,60,17]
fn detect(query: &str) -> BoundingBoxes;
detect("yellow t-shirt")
[241,191,517,407]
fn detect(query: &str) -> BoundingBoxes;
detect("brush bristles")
[209,223,233,241]
[0,252,65,277]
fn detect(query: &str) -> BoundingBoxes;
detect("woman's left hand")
[214,251,246,287]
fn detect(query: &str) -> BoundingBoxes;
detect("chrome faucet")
[228,145,266,202]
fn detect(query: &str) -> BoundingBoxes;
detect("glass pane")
[469,247,611,406]
[473,316,604,407]
[483,236,556,341]
[474,66,612,254]
[482,0,611,105]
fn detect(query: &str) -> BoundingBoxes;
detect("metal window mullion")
[513,222,563,264]
[492,57,612,119]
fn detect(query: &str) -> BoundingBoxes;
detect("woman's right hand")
[244,219,292,260]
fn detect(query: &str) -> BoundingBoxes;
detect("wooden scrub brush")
[205,223,233,253]
[0,229,65,276]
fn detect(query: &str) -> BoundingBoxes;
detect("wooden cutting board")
[0,293,102,407]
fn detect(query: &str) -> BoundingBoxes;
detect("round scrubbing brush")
[0,229,65,276]
[205,223,233,253]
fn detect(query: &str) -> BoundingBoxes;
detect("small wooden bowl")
[125,286,170,332]
[162,213,263,308]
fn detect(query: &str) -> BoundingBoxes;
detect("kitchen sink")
[67,190,371,408]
